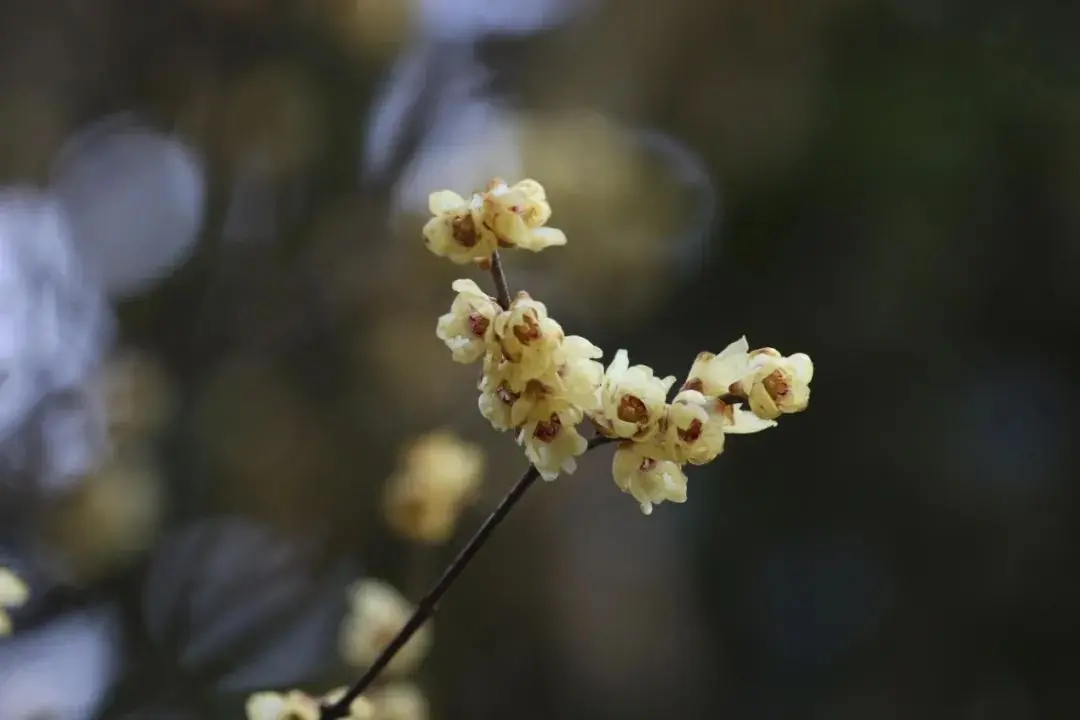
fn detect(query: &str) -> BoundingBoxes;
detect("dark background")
[1,0,1078,718]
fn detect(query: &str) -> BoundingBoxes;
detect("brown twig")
[489,250,512,310]
[320,435,613,719]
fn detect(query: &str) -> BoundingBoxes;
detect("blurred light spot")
[51,113,206,299]
[0,606,120,720]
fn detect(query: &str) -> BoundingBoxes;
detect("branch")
[321,435,613,719]
[489,250,512,310]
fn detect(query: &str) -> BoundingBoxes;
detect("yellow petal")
[427,190,466,215]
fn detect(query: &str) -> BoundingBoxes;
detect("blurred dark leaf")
[0,605,121,719]
[143,516,355,694]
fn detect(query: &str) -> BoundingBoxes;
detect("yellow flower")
[477,361,529,432]
[492,291,564,385]
[422,190,494,265]
[384,431,484,545]
[660,390,727,465]
[340,580,431,677]
[369,683,429,720]
[740,349,814,420]
[0,568,29,636]
[681,336,751,397]
[435,279,501,363]
[478,333,603,433]
[479,179,566,253]
[517,410,589,481]
[611,443,688,515]
[592,350,675,441]
[422,179,566,264]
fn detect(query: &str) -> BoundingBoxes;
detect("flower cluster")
[423,178,566,265]
[0,568,29,636]
[602,337,812,514]
[383,431,484,545]
[429,178,815,511]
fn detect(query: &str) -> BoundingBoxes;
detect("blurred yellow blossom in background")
[100,349,173,449]
[42,450,163,584]
[384,430,485,545]
[368,682,429,720]
[340,579,432,676]
[42,351,171,583]
[246,687,373,720]
[0,568,29,637]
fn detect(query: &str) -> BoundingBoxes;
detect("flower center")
[617,395,649,424]
[451,212,479,248]
[467,312,489,337]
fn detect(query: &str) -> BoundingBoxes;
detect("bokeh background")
[2,0,1079,718]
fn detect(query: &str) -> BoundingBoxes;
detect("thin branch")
[322,463,539,718]
[321,435,613,719]
[489,250,512,310]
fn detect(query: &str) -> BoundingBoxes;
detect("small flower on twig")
[423,178,565,265]
[591,349,676,441]
[435,279,501,364]
[739,348,814,420]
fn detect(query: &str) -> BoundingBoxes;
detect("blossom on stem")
[660,389,727,465]
[436,279,501,363]
[517,410,589,481]
[384,430,484,545]
[611,442,688,515]
[591,350,675,441]
[680,336,751,397]
[739,348,814,420]
[340,580,431,677]
[423,179,565,264]
[492,291,564,384]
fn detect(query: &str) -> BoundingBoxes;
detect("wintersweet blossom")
[660,390,727,465]
[592,350,676,441]
[340,580,432,677]
[479,179,566,253]
[517,409,589,481]
[384,431,484,545]
[739,348,814,420]
[369,683,429,720]
[479,334,604,433]
[422,190,491,264]
[0,568,28,636]
[492,291,564,384]
[681,336,752,397]
[611,442,689,515]
[422,179,565,264]
[435,279,501,363]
